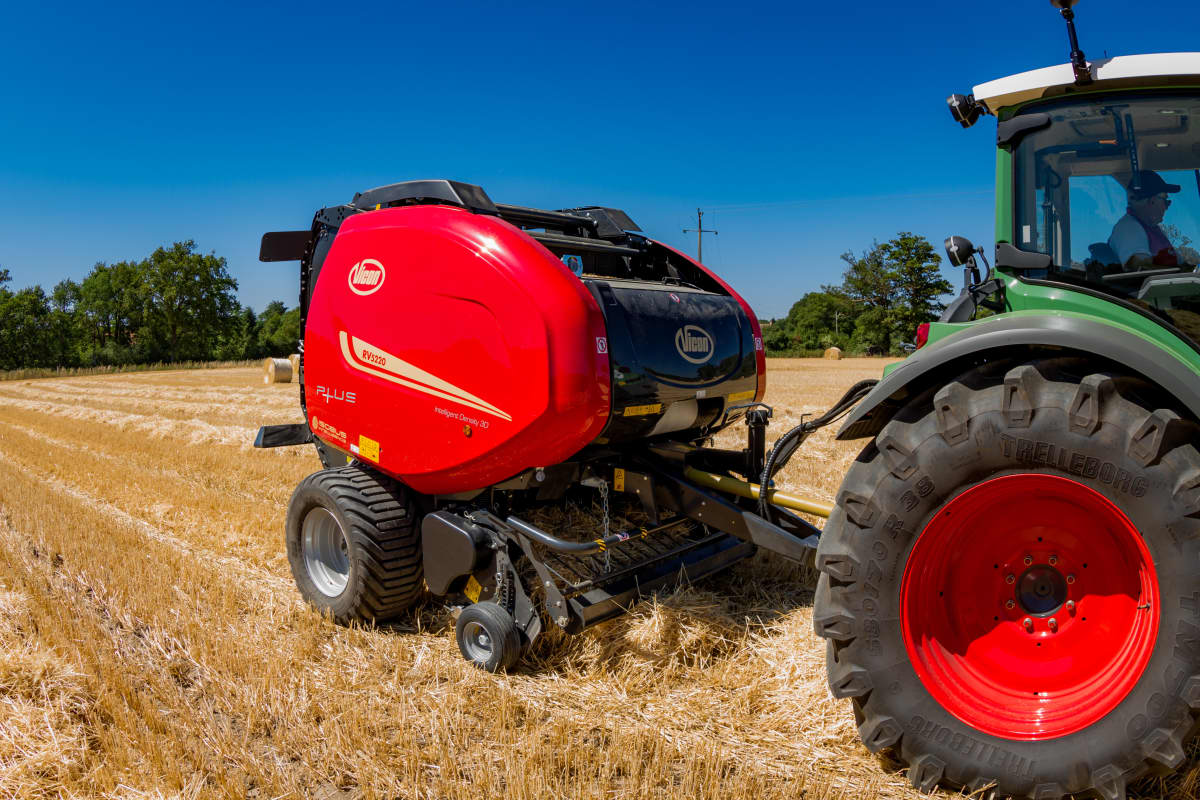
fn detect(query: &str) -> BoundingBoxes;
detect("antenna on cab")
[1050,0,1092,86]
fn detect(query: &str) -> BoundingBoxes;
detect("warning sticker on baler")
[623,404,663,417]
[727,390,755,403]
[357,434,380,462]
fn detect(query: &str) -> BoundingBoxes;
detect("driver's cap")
[1129,170,1182,199]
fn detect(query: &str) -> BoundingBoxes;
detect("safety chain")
[599,480,612,573]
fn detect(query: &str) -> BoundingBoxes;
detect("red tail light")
[915,323,931,350]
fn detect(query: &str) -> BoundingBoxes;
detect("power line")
[703,188,992,213]
[682,208,718,264]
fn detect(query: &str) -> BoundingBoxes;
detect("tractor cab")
[972,53,1200,344]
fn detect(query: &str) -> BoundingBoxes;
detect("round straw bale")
[264,357,293,384]
[823,346,843,360]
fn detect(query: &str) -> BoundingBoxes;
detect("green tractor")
[813,3,1200,798]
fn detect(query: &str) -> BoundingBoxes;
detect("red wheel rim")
[900,474,1159,740]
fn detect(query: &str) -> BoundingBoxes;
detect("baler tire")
[286,464,423,624]
[455,602,522,673]
[814,359,1200,800]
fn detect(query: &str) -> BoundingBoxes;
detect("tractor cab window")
[1012,93,1200,344]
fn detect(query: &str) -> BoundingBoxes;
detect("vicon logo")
[675,325,714,365]
[348,259,386,296]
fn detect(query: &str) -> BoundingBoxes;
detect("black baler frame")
[418,429,826,645]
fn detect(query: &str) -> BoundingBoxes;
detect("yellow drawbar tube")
[683,467,834,519]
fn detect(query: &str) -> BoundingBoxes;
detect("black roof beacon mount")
[1051,0,1093,87]
[947,93,984,129]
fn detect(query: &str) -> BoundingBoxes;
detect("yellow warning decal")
[727,390,755,403]
[358,434,380,462]
[623,403,663,417]
[614,468,626,492]
[465,575,482,603]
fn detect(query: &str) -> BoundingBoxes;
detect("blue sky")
[3,0,1199,319]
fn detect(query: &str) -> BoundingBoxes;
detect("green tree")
[141,241,239,361]
[0,286,55,369]
[48,279,82,367]
[78,260,148,362]
[763,321,796,352]
[839,242,898,354]
[254,301,301,357]
[0,269,13,369]
[216,305,257,360]
[834,233,952,355]
[839,244,893,310]
[848,306,894,355]
[782,291,857,350]
[882,232,952,345]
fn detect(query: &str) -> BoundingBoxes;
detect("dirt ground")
[0,359,1195,798]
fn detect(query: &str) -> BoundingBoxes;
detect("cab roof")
[973,53,1200,114]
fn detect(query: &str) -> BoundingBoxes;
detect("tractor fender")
[838,313,1200,440]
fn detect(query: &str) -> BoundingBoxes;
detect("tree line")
[763,232,953,356]
[0,241,298,371]
[1,232,953,370]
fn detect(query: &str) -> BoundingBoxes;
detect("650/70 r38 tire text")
[814,360,1200,799]
[286,464,423,624]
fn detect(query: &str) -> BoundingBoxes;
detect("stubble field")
[0,359,1196,799]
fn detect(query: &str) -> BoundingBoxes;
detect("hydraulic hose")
[758,379,879,524]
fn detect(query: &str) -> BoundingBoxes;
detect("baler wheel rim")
[460,620,495,662]
[455,601,523,672]
[301,506,351,597]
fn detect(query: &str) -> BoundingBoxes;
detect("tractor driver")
[1108,170,1182,269]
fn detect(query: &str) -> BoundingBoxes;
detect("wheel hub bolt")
[1066,574,1076,585]
[1048,555,1058,565]
[1023,617,1033,631]
[1006,574,1016,585]
[1066,600,1076,613]
[1048,617,1058,632]
[1006,600,1015,610]
[1024,555,1033,566]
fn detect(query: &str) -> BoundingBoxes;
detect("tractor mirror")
[944,236,976,267]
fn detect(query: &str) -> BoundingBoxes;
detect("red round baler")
[256,180,829,671]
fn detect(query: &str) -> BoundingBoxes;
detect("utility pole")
[683,208,718,264]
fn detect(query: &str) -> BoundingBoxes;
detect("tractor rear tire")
[286,464,423,624]
[814,359,1200,799]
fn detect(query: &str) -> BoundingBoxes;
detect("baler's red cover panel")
[304,205,611,494]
